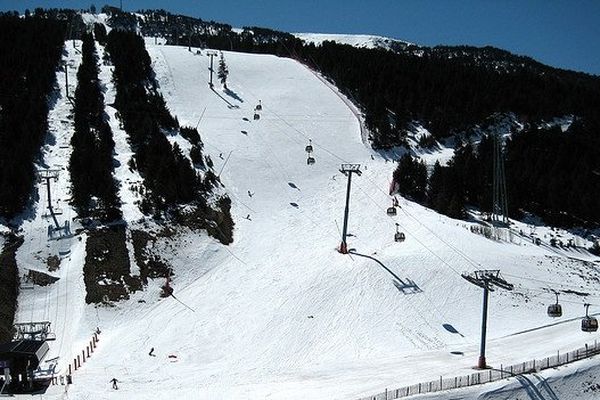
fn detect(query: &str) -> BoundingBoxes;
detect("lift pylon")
[462,270,513,369]
[338,164,361,254]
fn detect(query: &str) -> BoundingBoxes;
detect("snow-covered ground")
[294,32,413,50]
[8,41,600,400]
[415,355,600,400]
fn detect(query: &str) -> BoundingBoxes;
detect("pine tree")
[218,52,229,89]
[392,154,428,203]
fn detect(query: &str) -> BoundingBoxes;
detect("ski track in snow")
[8,40,600,400]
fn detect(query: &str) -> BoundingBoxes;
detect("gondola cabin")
[547,293,562,318]
[582,317,598,332]
[547,303,562,318]
[387,207,397,216]
[253,113,260,120]
[395,232,405,242]
[307,156,315,165]
[581,304,598,332]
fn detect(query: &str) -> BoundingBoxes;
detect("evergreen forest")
[70,32,121,221]
[0,15,65,219]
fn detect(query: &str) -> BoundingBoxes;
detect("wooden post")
[418,383,421,393]
[82,349,85,363]
[87,346,90,358]
[69,364,72,375]
[75,357,79,369]
[440,376,443,390]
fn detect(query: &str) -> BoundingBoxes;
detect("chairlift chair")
[255,100,262,111]
[307,156,315,165]
[582,303,598,332]
[387,200,397,216]
[253,113,260,120]
[394,223,405,242]
[547,292,562,318]
[305,139,313,154]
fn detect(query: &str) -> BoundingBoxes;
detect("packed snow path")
[35,45,600,399]
[14,42,88,382]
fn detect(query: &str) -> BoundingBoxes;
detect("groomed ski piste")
[10,33,600,400]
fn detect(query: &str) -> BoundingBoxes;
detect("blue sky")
[2,1,599,75]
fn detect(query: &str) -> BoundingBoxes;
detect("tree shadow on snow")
[223,87,244,103]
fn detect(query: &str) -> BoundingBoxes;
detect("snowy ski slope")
[11,40,600,400]
[294,32,413,50]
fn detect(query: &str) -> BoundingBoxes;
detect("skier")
[247,190,253,197]
[219,153,223,159]
[245,214,251,220]
[149,347,155,356]
[110,378,119,390]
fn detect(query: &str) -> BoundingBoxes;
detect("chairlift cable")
[504,273,599,294]
[351,182,465,278]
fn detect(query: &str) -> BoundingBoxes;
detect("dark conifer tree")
[393,154,428,203]
[218,52,229,89]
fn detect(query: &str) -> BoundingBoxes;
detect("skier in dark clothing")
[149,347,155,356]
[110,378,119,389]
